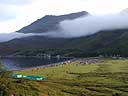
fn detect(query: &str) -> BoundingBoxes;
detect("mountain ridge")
[17,11,89,33]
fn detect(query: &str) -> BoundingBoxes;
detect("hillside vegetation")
[15,58,128,96]
[1,29,128,57]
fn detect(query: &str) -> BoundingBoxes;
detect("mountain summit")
[17,11,89,33]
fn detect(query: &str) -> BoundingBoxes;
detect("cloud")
[0,0,35,22]
[0,32,49,42]
[0,4,19,21]
[50,13,128,38]
[0,0,34,5]
[0,33,31,42]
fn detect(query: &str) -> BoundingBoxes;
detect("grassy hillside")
[0,72,40,96]
[1,29,128,57]
[16,58,128,96]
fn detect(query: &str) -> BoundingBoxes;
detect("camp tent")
[11,74,46,80]
[25,75,44,80]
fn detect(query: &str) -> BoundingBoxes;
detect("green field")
[13,58,128,96]
[1,58,128,96]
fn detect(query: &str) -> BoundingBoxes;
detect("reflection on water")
[0,57,70,70]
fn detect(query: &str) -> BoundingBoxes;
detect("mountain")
[17,11,88,33]
[0,11,128,57]
[0,29,128,57]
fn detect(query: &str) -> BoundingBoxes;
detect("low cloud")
[55,13,128,37]
[1,12,128,42]
[0,32,50,42]
[0,33,32,42]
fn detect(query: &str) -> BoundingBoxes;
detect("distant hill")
[17,11,88,33]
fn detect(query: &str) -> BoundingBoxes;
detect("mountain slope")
[17,11,88,33]
[0,29,128,57]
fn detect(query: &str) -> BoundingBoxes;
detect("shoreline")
[12,57,101,72]
[8,57,103,72]
[12,58,77,72]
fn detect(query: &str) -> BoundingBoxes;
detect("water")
[0,57,71,70]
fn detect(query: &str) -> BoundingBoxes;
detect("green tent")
[25,75,45,80]
[11,74,46,80]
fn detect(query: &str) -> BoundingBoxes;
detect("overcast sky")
[0,0,128,33]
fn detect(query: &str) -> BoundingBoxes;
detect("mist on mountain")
[54,13,128,38]
[1,11,128,42]
[0,32,49,42]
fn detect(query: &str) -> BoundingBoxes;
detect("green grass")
[17,61,99,79]
[10,58,128,96]
[0,72,40,96]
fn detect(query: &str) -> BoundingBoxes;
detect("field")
[14,58,128,96]
[0,58,124,96]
